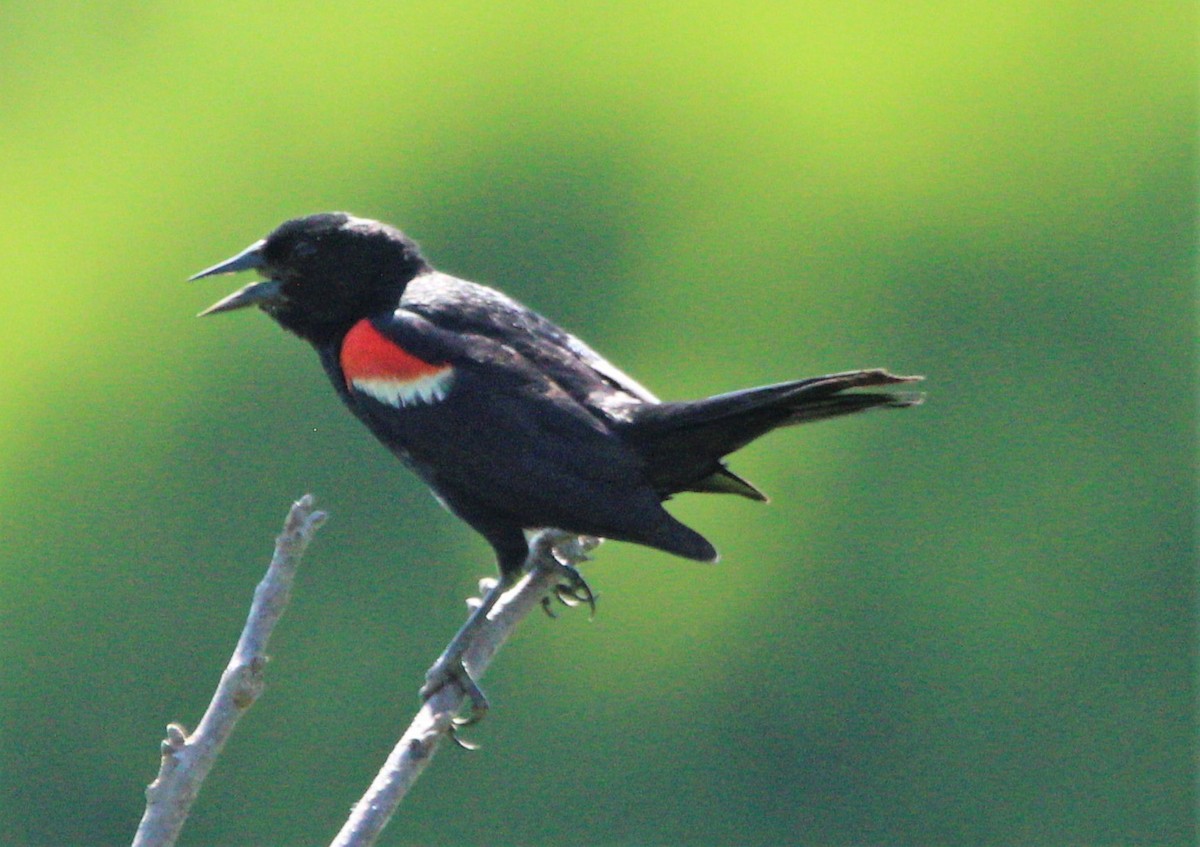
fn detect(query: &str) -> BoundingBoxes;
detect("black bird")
[193,212,921,716]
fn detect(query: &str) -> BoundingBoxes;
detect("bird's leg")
[422,532,600,737]
[420,573,515,728]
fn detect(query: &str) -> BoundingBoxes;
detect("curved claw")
[427,652,487,743]
[448,725,482,751]
[554,583,585,608]
[421,656,490,740]
[451,673,490,726]
[552,562,597,619]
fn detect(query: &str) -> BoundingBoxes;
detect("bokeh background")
[1,3,1193,846]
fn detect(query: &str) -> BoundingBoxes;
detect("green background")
[1,3,1193,845]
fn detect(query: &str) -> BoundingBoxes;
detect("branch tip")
[282,494,327,538]
[133,495,324,847]
[164,723,188,748]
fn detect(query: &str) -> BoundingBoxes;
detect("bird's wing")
[338,308,668,535]
[334,307,713,560]
[399,271,660,415]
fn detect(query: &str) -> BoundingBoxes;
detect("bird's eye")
[293,241,318,259]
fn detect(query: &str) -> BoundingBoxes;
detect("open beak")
[190,239,266,280]
[191,238,282,316]
[197,279,284,316]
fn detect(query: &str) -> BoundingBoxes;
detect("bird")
[192,212,922,720]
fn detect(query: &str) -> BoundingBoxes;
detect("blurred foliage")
[0,2,1194,845]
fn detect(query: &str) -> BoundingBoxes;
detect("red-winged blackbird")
[194,212,921,712]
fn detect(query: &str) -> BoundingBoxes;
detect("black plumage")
[193,212,922,708]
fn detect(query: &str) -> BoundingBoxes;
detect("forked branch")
[131,499,589,847]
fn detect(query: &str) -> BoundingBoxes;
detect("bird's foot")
[542,562,596,617]
[538,534,601,619]
[421,653,489,717]
[420,575,511,745]
[421,652,490,749]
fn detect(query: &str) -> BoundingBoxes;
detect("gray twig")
[330,530,596,847]
[131,495,327,847]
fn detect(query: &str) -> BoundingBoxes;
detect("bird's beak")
[197,279,284,317]
[191,238,282,316]
[189,239,266,280]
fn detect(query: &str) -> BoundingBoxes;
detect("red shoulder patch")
[340,318,454,407]
[341,318,446,382]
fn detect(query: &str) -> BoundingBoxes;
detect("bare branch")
[132,495,327,847]
[330,531,596,847]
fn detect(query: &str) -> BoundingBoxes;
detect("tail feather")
[688,465,769,501]
[623,369,923,498]
[644,513,720,563]
[635,370,922,431]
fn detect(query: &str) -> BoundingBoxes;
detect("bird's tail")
[622,369,923,499]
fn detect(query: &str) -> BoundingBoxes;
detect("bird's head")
[192,212,429,343]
